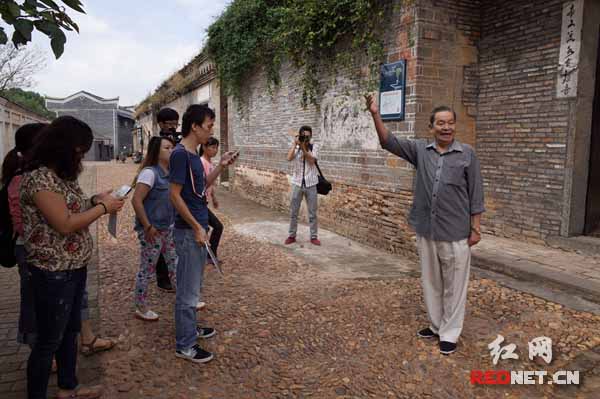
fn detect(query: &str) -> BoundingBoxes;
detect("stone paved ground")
[91,162,600,399]
[3,162,600,399]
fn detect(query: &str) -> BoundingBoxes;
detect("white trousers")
[416,235,471,343]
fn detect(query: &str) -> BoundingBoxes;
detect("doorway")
[585,27,600,235]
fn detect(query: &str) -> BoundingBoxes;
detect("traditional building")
[46,91,135,161]
[137,0,600,256]
[135,53,227,175]
[0,96,49,161]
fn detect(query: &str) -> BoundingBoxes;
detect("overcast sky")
[21,0,230,105]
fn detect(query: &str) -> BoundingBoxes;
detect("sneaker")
[175,344,214,364]
[135,309,159,321]
[157,280,175,292]
[196,301,206,311]
[417,327,438,339]
[284,236,296,245]
[196,326,216,339]
[310,238,321,246]
[439,341,457,355]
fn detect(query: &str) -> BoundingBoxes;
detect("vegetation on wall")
[1,87,55,119]
[207,0,396,106]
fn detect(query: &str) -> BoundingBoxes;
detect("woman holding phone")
[20,116,125,399]
[131,136,178,321]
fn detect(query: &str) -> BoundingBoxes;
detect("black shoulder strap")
[315,161,325,178]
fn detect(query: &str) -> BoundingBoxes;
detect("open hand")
[364,94,378,114]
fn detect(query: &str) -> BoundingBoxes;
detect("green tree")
[0,0,85,58]
[1,87,55,119]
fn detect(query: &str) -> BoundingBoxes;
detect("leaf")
[0,27,7,44]
[61,0,85,13]
[50,28,66,58]
[34,19,59,37]
[6,1,21,18]
[38,0,61,11]
[14,19,34,42]
[11,29,28,47]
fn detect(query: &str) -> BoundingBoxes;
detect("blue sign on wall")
[379,60,406,121]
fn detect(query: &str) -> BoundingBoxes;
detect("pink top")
[8,175,23,236]
[201,156,214,202]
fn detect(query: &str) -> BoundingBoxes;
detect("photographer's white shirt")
[291,143,319,188]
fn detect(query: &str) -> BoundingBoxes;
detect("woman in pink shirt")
[200,137,223,264]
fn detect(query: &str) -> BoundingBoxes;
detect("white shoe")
[135,309,159,321]
[196,302,206,311]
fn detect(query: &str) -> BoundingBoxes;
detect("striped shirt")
[290,144,319,188]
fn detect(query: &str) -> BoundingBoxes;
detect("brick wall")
[228,1,420,255]
[228,0,486,255]
[477,0,568,242]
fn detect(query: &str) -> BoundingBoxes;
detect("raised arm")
[365,93,419,166]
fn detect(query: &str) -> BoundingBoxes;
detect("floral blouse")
[20,166,94,271]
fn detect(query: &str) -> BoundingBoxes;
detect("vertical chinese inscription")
[557,0,584,98]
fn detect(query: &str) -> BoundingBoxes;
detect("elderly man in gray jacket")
[365,94,485,355]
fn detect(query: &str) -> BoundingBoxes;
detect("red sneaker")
[310,238,321,246]
[284,236,296,245]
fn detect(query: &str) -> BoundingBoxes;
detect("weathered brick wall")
[228,0,484,255]
[477,0,568,242]
[229,1,419,255]
[414,0,481,143]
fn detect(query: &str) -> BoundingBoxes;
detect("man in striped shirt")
[285,126,321,246]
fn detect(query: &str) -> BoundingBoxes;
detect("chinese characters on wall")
[557,0,584,98]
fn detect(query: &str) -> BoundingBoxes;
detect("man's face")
[430,111,455,146]
[192,117,215,145]
[159,120,179,133]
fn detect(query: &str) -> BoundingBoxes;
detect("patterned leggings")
[134,228,177,308]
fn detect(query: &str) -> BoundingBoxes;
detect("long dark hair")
[133,136,173,186]
[1,123,47,186]
[28,116,94,181]
[199,137,219,157]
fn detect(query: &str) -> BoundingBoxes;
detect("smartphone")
[113,184,132,199]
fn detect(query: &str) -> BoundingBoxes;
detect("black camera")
[298,133,310,143]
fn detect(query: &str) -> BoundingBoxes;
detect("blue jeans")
[174,228,206,351]
[27,265,86,399]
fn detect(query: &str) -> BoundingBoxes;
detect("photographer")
[285,126,321,246]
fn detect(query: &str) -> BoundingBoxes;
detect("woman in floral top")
[20,116,125,399]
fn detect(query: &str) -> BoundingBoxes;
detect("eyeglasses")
[163,121,180,128]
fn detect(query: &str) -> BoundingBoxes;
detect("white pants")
[416,235,471,343]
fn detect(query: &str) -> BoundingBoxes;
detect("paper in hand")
[108,213,117,238]
[205,243,223,276]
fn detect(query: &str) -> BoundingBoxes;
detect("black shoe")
[417,327,439,339]
[196,327,216,339]
[157,280,174,292]
[439,341,457,355]
[175,344,214,363]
